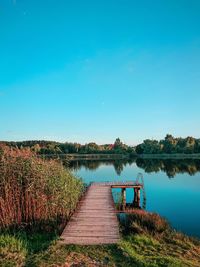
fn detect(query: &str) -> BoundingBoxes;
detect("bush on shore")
[0,145,84,229]
[120,209,170,235]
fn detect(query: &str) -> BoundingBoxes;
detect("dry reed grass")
[121,209,170,235]
[0,144,84,229]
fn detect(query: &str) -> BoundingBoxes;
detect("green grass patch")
[2,214,200,267]
[0,234,27,267]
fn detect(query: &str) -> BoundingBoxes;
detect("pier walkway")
[61,181,143,245]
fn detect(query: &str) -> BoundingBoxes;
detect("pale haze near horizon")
[0,0,200,146]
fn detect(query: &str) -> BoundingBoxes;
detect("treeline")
[136,134,200,154]
[1,138,136,156]
[2,135,200,156]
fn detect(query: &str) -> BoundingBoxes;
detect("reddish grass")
[0,145,83,229]
[121,209,170,235]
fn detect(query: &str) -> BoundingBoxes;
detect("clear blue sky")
[0,0,200,145]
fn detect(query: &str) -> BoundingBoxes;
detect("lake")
[68,158,200,238]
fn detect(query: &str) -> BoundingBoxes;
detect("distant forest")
[1,135,200,155]
[136,135,200,154]
[0,138,135,156]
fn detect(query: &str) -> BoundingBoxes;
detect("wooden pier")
[61,181,143,245]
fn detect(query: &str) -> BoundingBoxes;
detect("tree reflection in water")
[136,158,200,178]
[67,158,200,178]
[68,159,133,175]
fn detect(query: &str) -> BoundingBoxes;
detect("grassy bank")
[1,210,200,267]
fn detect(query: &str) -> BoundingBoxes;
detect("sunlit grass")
[2,211,199,266]
[0,234,27,267]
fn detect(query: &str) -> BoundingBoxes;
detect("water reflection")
[68,159,133,175]
[136,158,200,178]
[68,158,200,178]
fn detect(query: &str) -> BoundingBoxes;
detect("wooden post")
[133,187,141,208]
[121,188,126,210]
[137,188,140,207]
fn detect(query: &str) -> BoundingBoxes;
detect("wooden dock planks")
[60,184,120,245]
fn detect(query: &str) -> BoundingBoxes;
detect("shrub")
[0,145,84,229]
[121,210,170,235]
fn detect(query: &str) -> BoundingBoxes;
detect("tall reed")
[0,145,84,229]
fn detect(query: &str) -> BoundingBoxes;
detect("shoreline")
[138,153,200,159]
[41,153,200,160]
[41,153,130,160]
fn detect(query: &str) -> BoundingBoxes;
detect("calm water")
[68,158,200,238]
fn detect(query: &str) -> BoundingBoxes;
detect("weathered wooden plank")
[60,183,120,245]
[61,181,141,245]
[60,237,119,245]
[63,233,119,238]
[65,229,119,234]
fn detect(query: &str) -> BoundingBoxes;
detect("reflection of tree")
[68,160,102,171]
[66,159,135,175]
[136,158,200,178]
[44,156,200,178]
[136,158,162,173]
[113,161,124,175]
[85,161,102,171]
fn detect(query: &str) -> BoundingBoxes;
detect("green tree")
[161,134,177,154]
